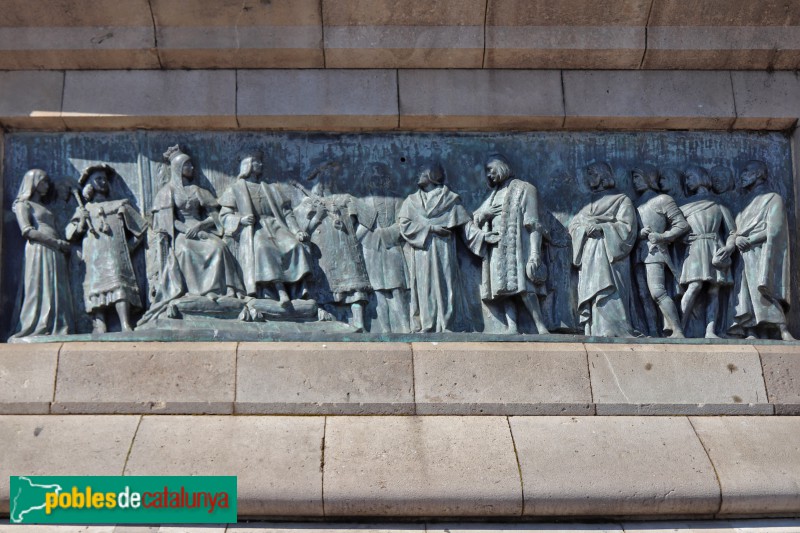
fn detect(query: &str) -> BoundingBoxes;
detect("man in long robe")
[356,163,410,334]
[472,155,549,334]
[398,163,484,333]
[569,162,638,337]
[727,160,794,340]
[219,151,311,305]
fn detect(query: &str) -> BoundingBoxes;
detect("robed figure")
[569,162,637,337]
[144,145,245,321]
[66,164,147,333]
[726,161,793,340]
[472,155,549,334]
[398,163,483,333]
[10,169,75,338]
[356,163,410,334]
[219,152,311,304]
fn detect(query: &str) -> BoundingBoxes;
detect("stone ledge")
[0,341,798,416]
[2,415,800,519]
[1,70,798,132]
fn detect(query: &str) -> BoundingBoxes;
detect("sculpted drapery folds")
[725,161,794,341]
[569,162,638,338]
[398,163,484,333]
[295,168,373,332]
[356,163,410,334]
[678,165,735,339]
[66,165,147,333]
[146,145,245,319]
[218,151,312,305]
[10,169,75,338]
[631,164,689,338]
[472,155,550,334]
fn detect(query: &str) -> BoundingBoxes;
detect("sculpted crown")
[163,144,185,163]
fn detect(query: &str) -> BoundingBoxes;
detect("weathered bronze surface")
[1,131,796,342]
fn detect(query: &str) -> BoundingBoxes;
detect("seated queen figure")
[149,145,245,311]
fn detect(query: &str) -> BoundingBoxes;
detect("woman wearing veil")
[10,169,75,338]
[146,145,244,317]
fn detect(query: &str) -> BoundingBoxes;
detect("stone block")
[647,0,800,27]
[236,342,414,414]
[322,0,484,68]
[643,27,800,70]
[588,344,771,415]
[691,416,800,515]
[429,525,622,533]
[731,71,800,130]
[151,0,323,68]
[510,416,720,516]
[759,341,800,415]
[230,525,424,533]
[399,70,564,130]
[324,416,522,516]
[0,415,139,513]
[52,342,236,414]
[237,70,398,130]
[563,71,736,129]
[485,0,649,69]
[62,70,238,130]
[0,71,65,130]
[125,416,324,517]
[0,0,159,69]
[412,342,592,415]
[622,519,800,532]
[0,343,59,414]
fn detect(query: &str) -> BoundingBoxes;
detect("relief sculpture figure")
[678,165,735,338]
[356,163,410,333]
[725,161,794,340]
[66,165,147,333]
[569,162,637,337]
[398,163,484,333]
[472,155,549,334]
[295,167,373,332]
[219,150,312,305]
[631,164,689,338]
[10,169,74,338]
[145,145,245,319]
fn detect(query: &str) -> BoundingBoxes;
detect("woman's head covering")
[14,168,48,207]
[163,144,192,186]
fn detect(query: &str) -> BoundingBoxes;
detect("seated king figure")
[219,150,312,305]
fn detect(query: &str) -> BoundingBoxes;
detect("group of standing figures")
[7,143,795,341]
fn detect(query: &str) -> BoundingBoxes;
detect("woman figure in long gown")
[10,169,75,338]
[149,145,245,310]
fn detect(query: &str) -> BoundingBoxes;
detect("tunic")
[297,193,372,304]
[569,192,637,337]
[730,191,791,330]
[219,180,311,296]
[634,191,688,266]
[475,178,544,301]
[11,201,75,338]
[679,195,734,286]
[66,199,147,312]
[398,185,483,333]
[357,195,408,291]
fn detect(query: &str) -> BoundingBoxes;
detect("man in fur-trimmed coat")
[472,155,550,334]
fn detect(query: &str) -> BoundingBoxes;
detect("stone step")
[2,415,800,519]
[2,521,800,532]
[1,342,797,416]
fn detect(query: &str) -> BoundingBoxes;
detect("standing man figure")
[569,162,638,337]
[725,160,794,340]
[66,164,148,333]
[472,155,549,334]
[631,164,689,338]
